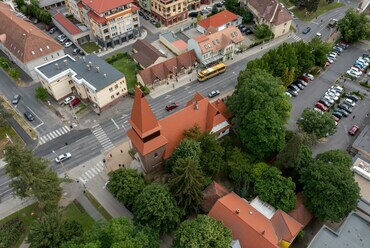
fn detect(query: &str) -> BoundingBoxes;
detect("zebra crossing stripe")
[90,167,98,175]
[65,126,70,132]
[78,177,84,183]
[51,131,58,137]
[46,134,53,140]
[87,170,95,178]
[40,137,46,143]
[55,130,61,136]
[84,172,92,179]
[81,175,88,181]
[59,128,65,134]
[97,162,104,170]
[94,165,102,172]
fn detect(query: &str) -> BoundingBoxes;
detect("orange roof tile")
[201,181,230,213]
[171,39,188,51]
[271,210,302,243]
[82,0,133,14]
[127,129,168,155]
[87,10,106,23]
[0,2,63,63]
[198,10,239,29]
[53,13,82,35]
[288,193,313,227]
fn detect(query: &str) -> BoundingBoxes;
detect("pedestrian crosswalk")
[39,126,71,144]
[91,125,114,152]
[291,33,302,42]
[78,160,105,184]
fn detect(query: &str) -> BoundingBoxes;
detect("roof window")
[39,48,43,52]
[46,45,50,49]
[31,51,35,55]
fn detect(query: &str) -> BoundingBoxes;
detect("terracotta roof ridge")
[277,210,302,237]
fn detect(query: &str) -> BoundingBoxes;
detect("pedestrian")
[120,149,123,153]
[366,114,369,118]
[353,115,356,119]
[110,153,112,158]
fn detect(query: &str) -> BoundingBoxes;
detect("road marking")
[94,165,102,172]
[64,126,70,131]
[34,123,44,129]
[0,179,12,187]
[1,187,13,195]
[91,124,100,128]
[91,167,98,175]
[40,137,46,143]
[124,120,128,124]
[111,118,120,130]
[84,172,92,179]
[55,130,61,136]
[46,134,52,140]
[97,162,104,170]
[81,175,88,181]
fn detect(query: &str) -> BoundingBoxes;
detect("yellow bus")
[198,63,226,82]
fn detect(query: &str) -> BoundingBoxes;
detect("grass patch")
[292,1,344,22]
[62,201,95,230]
[0,123,24,159]
[111,57,138,90]
[85,191,112,220]
[81,42,101,54]
[75,103,87,114]
[360,81,370,89]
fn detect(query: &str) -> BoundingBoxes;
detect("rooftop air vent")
[235,209,240,215]
[103,73,107,78]
[55,63,59,70]
[64,60,68,65]
[96,66,100,72]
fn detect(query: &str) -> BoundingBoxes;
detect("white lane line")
[0,179,12,187]
[34,123,44,129]
[86,170,95,178]
[111,118,120,130]
[91,124,100,129]
[1,187,13,195]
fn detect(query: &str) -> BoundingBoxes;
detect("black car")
[72,48,81,55]
[138,11,143,16]
[292,82,305,90]
[302,27,311,34]
[333,108,349,117]
[332,48,342,55]
[143,15,150,20]
[288,89,298,97]
[48,26,57,34]
[240,27,247,33]
[363,53,370,58]
[338,104,352,113]
[332,112,343,119]
[24,111,35,121]
[150,19,157,25]
[288,84,300,92]
[216,2,224,7]
[189,11,199,18]
[319,99,331,108]
[245,28,254,35]
[344,94,359,102]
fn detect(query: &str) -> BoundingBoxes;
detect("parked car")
[49,27,57,34]
[302,27,311,34]
[245,28,254,35]
[322,96,334,105]
[295,79,308,86]
[288,84,300,92]
[285,91,292,97]
[69,98,80,107]
[165,102,178,111]
[292,82,304,90]
[55,152,72,163]
[208,90,220,98]
[64,41,73,48]
[138,11,143,16]
[303,73,314,81]
[346,70,360,79]
[327,58,334,64]
[143,15,150,20]
[150,19,157,25]
[73,48,81,55]
[313,108,323,114]
[325,92,339,101]
[332,115,340,123]
[216,1,224,7]
[319,98,332,108]
[12,94,21,104]
[332,47,342,54]
[64,96,76,105]
[288,89,298,97]
[332,111,343,119]
[348,125,360,136]
[189,11,199,18]
[327,88,341,97]
[315,102,328,112]
[330,85,344,93]
[60,37,68,44]
[344,98,356,107]
[338,104,352,113]
[57,34,66,41]
[24,111,35,121]
[344,94,359,102]
[333,108,349,117]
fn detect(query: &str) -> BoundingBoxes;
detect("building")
[35,54,127,111]
[287,193,313,227]
[127,87,230,173]
[0,2,65,81]
[150,0,190,27]
[351,123,370,161]
[246,0,292,38]
[38,0,65,9]
[159,30,188,55]
[209,193,303,248]
[197,10,242,34]
[132,39,167,68]
[201,181,230,213]
[52,13,91,45]
[65,0,141,48]
[351,157,370,203]
[137,49,197,88]
[188,26,244,67]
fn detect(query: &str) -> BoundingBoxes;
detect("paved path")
[76,193,104,221]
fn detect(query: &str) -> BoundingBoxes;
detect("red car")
[348,125,359,136]
[315,102,328,112]
[69,98,80,107]
[299,76,310,83]
[165,102,178,111]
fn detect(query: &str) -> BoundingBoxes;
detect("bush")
[105,57,112,64]
[155,22,161,28]
[128,88,136,96]
[0,57,9,69]
[0,217,25,248]
[309,67,321,76]
[360,81,370,89]
[254,23,274,39]
[140,85,150,95]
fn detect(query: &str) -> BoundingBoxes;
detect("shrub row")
[0,217,25,248]
[105,52,130,64]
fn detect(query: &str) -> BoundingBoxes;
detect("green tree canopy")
[315,150,352,167]
[305,0,320,13]
[224,0,239,12]
[300,151,360,222]
[228,68,291,160]
[35,87,49,102]
[338,8,370,43]
[299,108,336,138]
[254,23,274,39]
[254,166,296,212]
[133,184,184,235]
[199,133,225,177]
[107,168,146,206]
[9,68,20,80]
[168,157,205,214]
[166,139,201,171]
[172,215,232,248]
[308,37,332,66]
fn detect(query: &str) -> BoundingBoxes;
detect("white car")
[325,92,339,101]
[347,69,362,77]
[330,85,343,93]
[327,89,341,97]
[64,96,76,105]
[285,91,292,97]
[344,98,356,107]
[327,58,334,64]
[64,41,73,48]
[350,67,362,75]
[328,54,337,61]
[57,34,66,41]
[356,58,368,66]
[360,56,370,63]
[313,108,324,114]
[347,70,360,79]
[55,152,72,163]
[303,73,314,80]
[323,96,335,104]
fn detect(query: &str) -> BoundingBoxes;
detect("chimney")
[193,100,198,110]
[96,66,100,72]
[235,209,240,215]
[55,63,59,70]
[86,64,91,71]
[103,73,107,78]
[82,56,86,63]
[63,59,68,66]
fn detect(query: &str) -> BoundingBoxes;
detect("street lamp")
[52,150,68,178]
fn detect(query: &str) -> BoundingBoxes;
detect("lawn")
[81,42,101,54]
[62,200,96,230]
[292,1,345,22]
[0,123,24,159]
[112,57,138,90]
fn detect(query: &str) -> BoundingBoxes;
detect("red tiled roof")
[53,13,82,35]
[201,181,230,213]
[248,0,292,26]
[271,210,303,243]
[0,2,63,63]
[288,193,313,227]
[82,0,133,14]
[87,10,106,23]
[171,39,188,51]
[131,4,139,12]
[198,10,239,29]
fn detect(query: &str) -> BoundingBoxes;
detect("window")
[284,22,287,26]
[57,52,60,56]
[116,92,119,96]
[109,87,113,92]
[115,84,118,89]
[154,153,158,158]
[111,95,115,99]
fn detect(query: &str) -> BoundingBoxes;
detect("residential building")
[52,13,91,45]
[351,157,370,203]
[65,0,141,48]
[187,0,201,10]
[188,26,244,67]
[127,86,230,173]
[246,0,292,38]
[137,50,197,87]
[201,181,230,213]
[138,0,151,13]
[150,0,190,26]
[132,39,167,68]
[197,10,242,34]
[159,30,188,55]
[35,54,127,111]
[38,0,65,9]
[351,123,370,161]
[209,193,303,248]
[0,2,65,81]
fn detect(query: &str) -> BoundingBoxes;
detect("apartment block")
[65,0,141,48]
[150,0,192,26]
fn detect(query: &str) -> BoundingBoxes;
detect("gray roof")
[352,123,370,159]
[37,54,124,91]
[308,211,370,248]
[160,31,180,43]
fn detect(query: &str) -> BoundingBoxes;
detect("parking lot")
[287,41,370,155]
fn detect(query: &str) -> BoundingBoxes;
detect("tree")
[4,145,62,211]
[287,67,295,85]
[309,37,332,66]
[228,69,291,160]
[197,12,202,22]
[211,5,218,16]
[133,184,184,235]
[168,157,205,214]
[315,150,352,168]
[224,0,239,12]
[305,0,320,13]
[237,8,253,23]
[274,133,304,171]
[199,133,225,177]
[338,8,370,43]
[254,24,274,39]
[35,87,49,102]
[166,139,201,171]
[0,57,9,69]
[172,215,232,248]
[8,68,20,80]
[254,166,296,212]
[28,212,63,248]
[107,168,146,207]
[300,156,360,222]
[299,108,336,138]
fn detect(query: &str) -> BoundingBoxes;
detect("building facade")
[65,0,141,48]
[150,0,191,26]
[35,54,128,111]
[197,10,242,34]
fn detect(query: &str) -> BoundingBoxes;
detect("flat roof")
[160,31,179,43]
[36,54,124,91]
[352,123,370,158]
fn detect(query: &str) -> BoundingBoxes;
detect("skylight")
[46,45,50,49]
[31,51,35,55]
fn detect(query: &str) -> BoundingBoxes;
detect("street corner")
[103,141,134,174]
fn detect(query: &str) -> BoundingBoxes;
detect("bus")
[197,63,226,82]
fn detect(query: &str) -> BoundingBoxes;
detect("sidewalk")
[149,33,292,99]
[76,193,104,221]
